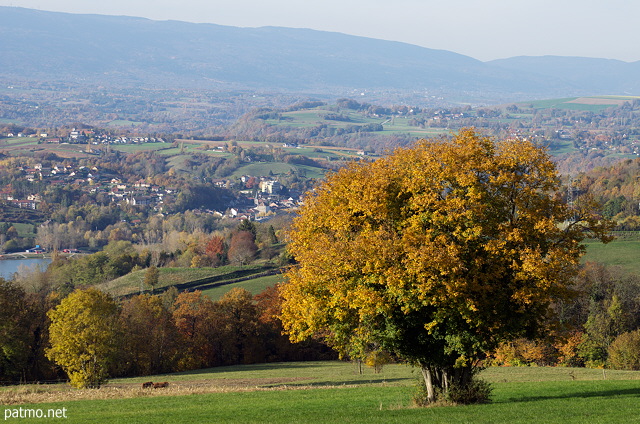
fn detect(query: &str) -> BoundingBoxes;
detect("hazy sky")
[1,0,638,62]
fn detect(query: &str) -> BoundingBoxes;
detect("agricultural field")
[522,96,640,112]
[263,106,445,139]
[2,362,640,423]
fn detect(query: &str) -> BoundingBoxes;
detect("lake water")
[0,258,52,280]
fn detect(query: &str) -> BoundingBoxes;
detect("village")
[0,157,302,223]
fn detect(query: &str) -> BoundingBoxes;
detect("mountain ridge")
[0,7,638,100]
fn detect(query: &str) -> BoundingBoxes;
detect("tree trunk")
[419,363,476,404]
[420,364,436,403]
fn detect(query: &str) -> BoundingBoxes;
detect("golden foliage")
[280,129,612,368]
[46,288,120,388]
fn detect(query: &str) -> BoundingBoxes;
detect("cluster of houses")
[41,130,165,145]
[2,161,301,221]
[4,130,165,146]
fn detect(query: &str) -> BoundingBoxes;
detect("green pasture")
[380,116,448,138]
[201,273,283,300]
[231,162,326,179]
[109,143,171,153]
[522,96,639,112]
[555,103,621,112]
[96,264,267,297]
[0,222,36,237]
[157,145,209,156]
[267,108,385,129]
[583,238,640,275]
[522,98,580,109]
[5,363,640,423]
[547,140,577,156]
[106,120,145,127]
[0,137,39,146]
[286,146,341,160]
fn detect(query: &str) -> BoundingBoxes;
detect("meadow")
[582,234,640,275]
[96,264,271,297]
[523,96,640,112]
[2,362,640,423]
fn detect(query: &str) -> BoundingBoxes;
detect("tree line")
[0,281,334,387]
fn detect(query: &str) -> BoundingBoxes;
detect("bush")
[412,373,492,406]
[608,329,640,370]
[446,377,492,405]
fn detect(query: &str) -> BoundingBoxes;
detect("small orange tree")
[280,129,612,404]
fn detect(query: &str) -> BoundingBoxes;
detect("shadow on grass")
[506,386,640,403]
[169,362,331,376]
[263,378,411,388]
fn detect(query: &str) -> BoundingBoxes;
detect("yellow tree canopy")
[46,288,120,388]
[280,130,611,393]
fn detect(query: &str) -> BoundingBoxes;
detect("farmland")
[524,96,640,112]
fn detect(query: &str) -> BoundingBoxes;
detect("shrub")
[412,372,492,406]
[446,377,492,405]
[608,329,640,370]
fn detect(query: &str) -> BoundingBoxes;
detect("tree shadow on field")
[170,362,326,376]
[267,377,410,388]
[507,387,640,404]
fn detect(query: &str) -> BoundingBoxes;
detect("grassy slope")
[96,264,269,297]
[4,363,640,423]
[201,273,283,300]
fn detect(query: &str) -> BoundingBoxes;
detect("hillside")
[489,56,640,95]
[0,7,637,100]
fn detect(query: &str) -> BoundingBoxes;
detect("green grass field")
[96,264,269,297]
[522,96,640,112]
[583,237,640,275]
[201,273,283,300]
[109,143,172,153]
[0,137,39,146]
[0,222,36,237]
[3,363,640,423]
[231,162,326,180]
[106,120,145,127]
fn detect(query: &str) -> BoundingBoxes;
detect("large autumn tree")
[280,129,612,404]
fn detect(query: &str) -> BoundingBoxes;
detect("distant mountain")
[0,7,637,100]
[488,56,640,95]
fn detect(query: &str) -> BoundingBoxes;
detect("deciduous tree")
[143,266,159,291]
[227,231,257,265]
[204,234,226,267]
[280,129,612,404]
[118,294,180,376]
[0,279,29,382]
[172,291,219,370]
[46,288,120,388]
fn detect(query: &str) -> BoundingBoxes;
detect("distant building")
[260,180,281,194]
